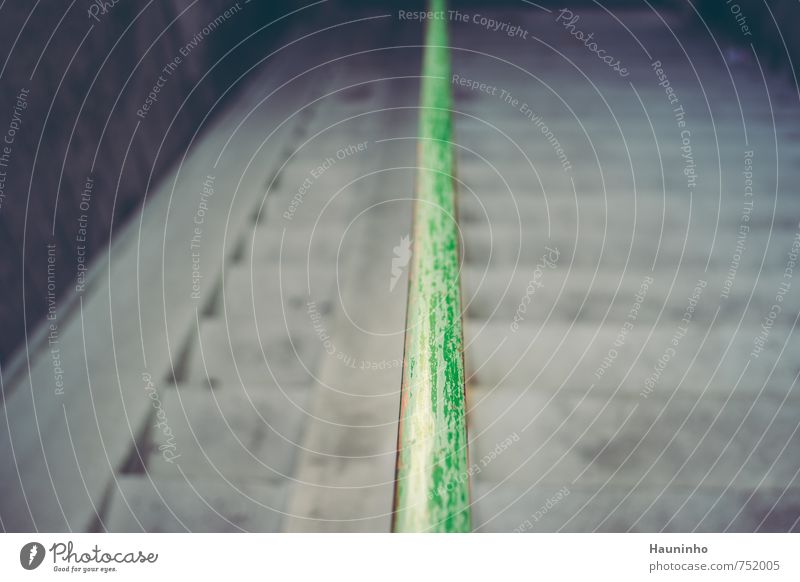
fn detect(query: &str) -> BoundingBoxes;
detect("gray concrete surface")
[453,7,800,532]
[3,6,799,533]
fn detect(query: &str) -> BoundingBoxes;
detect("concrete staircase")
[4,6,799,534]
[452,8,800,532]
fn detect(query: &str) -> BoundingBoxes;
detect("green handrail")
[392,0,470,533]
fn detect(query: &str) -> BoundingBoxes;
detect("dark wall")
[688,0,800,73]
[0,1,300,365]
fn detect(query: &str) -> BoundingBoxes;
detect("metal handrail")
[392,0,471,533]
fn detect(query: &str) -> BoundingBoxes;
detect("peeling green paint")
[392,0,471,533]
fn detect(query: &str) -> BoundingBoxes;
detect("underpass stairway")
[104,19,420,532]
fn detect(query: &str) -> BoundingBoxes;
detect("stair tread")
[104,475,287,532]
[464,320,800,396]
[183,317,324,386]
[467,387,800,489]
[471,481,800,532]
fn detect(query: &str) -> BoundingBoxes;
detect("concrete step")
[144,386,310,481]
[183,317,322,387]
[455,168,794,209]
[243,224,344,264]
[454,106,799,133]
[454,117,797,148]
[464,321,800,398]
[453,95,799,124]
[264,192,352,228]
[460,222,800,271]
[457,181,800,219]
[466,387,800,490]
[471,482,800,532]
[461,265,800,327]
[104,475,286,532]
[214,263,336,327]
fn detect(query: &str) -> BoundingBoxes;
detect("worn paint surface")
[393,0,470,533]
